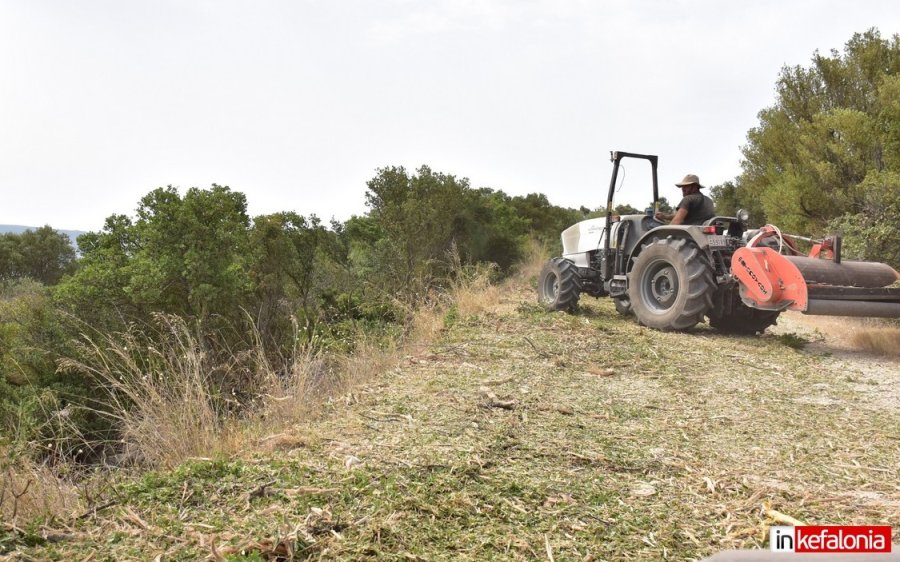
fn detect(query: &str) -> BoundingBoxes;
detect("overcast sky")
[2,1,898,231]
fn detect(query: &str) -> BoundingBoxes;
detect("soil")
[770,312,900,411]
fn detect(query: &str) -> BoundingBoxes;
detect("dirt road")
[771,312,899,411]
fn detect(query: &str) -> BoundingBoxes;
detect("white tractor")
[538,151,900,331]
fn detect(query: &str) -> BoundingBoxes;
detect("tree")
[250,212,326,341]
[452,188,530,270]
[56,185,253,329]
[736,29,900,235]
[657,197,674,214]
[709,182,767,224]
[613,203,640,215]
[365,166,470,293]
[828,170,900,267]
[0,226,76,285]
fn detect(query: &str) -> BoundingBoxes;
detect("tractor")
[537,151,900,332]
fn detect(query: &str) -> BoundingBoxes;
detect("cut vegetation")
[4,278,897,561]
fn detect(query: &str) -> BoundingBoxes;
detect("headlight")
[737,208,750,223]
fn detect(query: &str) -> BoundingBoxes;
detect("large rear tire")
[628,237,715,330]
[537,257,581,312]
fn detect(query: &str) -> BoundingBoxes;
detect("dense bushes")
[0,227,76,285]
[0,170,583,464]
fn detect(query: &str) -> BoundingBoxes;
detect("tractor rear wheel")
[628,237,715,330]
[537,257,581,312]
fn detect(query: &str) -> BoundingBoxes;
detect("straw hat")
[675,174,704,188]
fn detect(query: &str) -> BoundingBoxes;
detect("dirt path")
[770,312,900,411]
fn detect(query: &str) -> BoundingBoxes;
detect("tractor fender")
[626,226,710,272]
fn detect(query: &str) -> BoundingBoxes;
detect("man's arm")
[669,207,689,225]
[654,207,689,224]
[655,210,674,221]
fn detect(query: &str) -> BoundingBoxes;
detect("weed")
[514,238,550,285]
[443,304,460,329]
[516,301,547,318]
[772,332,809,349]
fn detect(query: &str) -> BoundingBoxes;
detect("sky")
[2,1,899,232]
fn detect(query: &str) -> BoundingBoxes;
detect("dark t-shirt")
[676,193,716,225]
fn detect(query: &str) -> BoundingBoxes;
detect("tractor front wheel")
[537,258,581,312]
[628,237,714,330]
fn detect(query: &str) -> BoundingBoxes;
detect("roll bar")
[603,151,659,276]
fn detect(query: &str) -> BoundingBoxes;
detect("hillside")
[6,281,899,561]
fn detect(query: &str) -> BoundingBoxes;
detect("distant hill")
[0,225,86,248]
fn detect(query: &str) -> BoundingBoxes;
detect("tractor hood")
[561,217,606,258]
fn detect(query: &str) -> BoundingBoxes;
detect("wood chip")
[630,483,657,497]
[765,507,806,526]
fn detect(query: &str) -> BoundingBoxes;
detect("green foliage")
[828,170,900,268]
[250,212,328,346]
[0,227,76,285]
[0,280,101,459]
[771,332,810,350]
[363,166,581,295]
[456,188,530,270]
[507,192,586,253]
[709,181,768,225]
[10,170,584,465]
[56,185,253,330]
[736,29,900,238]
[656,197,674,214]
[364,165,467,294]
[613,203,640,215]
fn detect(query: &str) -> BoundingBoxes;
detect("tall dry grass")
[451,265,501,318]
[0,450,83,525]
[250,335,399,437]
[850,327,900,357]
[3,244,524,535]
[515,238,550,283]
[59,315,236,469]
[405,249,506,347]
[58,313,405,469]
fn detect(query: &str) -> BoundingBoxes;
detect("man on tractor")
[655,174,716,225]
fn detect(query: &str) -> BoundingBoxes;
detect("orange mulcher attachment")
[731,225,900,318]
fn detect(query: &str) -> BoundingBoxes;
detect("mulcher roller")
[732,246,900,318]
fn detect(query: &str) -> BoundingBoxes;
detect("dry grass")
[406,258,507,347]
[59,315,237,469]
[9,279,900,561]
[0,452,83,526]
[56,314,409,470]
[451,264,502,318]
[774,313,900,358]
[515,238,550,283]
[252,336,401,437]
[338,337,400,388]
[1,277,489,553]
[404,294,447,351]
[850,327,900,357]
